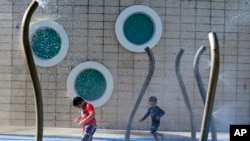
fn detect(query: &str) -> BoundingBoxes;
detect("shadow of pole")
[21,0,43,141]
[199,32,220,141]
[175,48,196,141]
[125,47,155,141]
[193,45,217,141]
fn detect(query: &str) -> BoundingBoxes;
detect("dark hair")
[149,96,157,102]
[73,96,85,107]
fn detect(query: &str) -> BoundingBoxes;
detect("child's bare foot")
[159,133,164,139]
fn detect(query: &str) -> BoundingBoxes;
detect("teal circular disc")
[75,69,107,101]
[31,27,61,59]
[123,13,154,45]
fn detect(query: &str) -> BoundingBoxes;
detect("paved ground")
[0,126,229,140]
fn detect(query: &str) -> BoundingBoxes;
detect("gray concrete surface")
[0,126,229,140]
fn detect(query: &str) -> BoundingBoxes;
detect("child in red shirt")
[73,97,97,141]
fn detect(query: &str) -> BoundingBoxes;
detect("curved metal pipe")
[193,45,217,141]
[175,48,196,141]
[199,32,220,141]
[193,45,207,102]
[125,47,155,141]
[21,1,43,141]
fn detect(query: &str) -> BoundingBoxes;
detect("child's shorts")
[151,120,160,134]
[81,124,97,141]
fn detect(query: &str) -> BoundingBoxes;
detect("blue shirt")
[141,106,165,121]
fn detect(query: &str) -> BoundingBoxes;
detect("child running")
[139,96,165,141]
[73,96,97,141]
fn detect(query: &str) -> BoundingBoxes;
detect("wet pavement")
[0,126,229,140]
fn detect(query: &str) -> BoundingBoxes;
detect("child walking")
[73,96,97,141]
[139,96,165,141]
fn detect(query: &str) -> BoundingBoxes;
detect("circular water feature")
[115,5,162,52]
[29,20,69,67]
[31,27,61,59]
[75,69,106,101]
[123,13,154,45]
[67,61,114,107]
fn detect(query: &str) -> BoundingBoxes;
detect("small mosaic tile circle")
[67,61,114,107]
[29,20,69,67]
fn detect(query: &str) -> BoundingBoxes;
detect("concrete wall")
[0,0,249,132]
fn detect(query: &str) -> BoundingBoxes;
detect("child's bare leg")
[157,132,164,139]
[153,133,159,141]
[153,132,164,140]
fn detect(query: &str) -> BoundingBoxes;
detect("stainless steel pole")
[199,32,220,141]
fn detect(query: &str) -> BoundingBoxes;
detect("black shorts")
[151,120,160,134]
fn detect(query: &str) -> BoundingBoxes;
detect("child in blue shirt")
[140,96,165,141]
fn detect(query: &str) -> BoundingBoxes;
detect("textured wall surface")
[0,0,249,132]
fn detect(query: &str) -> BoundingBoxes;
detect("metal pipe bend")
[21,1,43,141]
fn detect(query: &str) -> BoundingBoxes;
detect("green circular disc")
[31,27,61,59]
[75,69,107,101]
[123,13,154,45]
